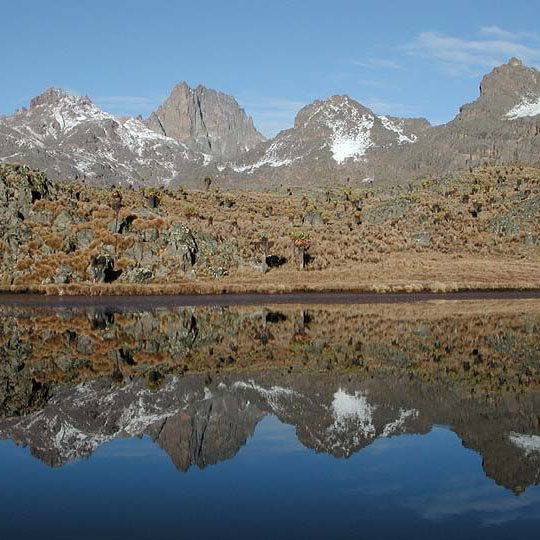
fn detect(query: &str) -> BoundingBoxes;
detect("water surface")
[1,299,540,539]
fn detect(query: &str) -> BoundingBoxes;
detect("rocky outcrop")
[146,82,265,159]
[0,163,241,287]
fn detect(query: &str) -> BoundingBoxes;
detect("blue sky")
[1,0,540,137]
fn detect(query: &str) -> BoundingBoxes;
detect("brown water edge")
[2,289,540,309]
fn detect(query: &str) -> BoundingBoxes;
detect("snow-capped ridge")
[227,94,427,173]
[0,86,208,186]
[379,116,418,144]
[29,87,88,110]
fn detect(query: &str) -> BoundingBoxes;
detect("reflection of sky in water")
[1,417,540,539]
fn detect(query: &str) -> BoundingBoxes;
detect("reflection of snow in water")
[331,389,376,438]
[509,432,540,455]
[382,408,419,437]
[231,380,301,413]
[326,389,419,454]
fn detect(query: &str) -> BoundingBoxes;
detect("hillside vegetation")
[2,162,540,294]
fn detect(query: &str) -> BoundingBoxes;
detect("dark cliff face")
[1,303,540,491]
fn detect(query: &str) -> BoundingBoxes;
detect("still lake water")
[1,297,540,539]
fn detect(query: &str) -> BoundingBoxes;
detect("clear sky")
[1,0,540,137]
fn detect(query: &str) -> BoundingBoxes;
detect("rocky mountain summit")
[0,87,209,187]
[225,95,431,185]
[0,59,539,188]
[379,58,540,182]
[146,82,265,159]
[463,57,540,121]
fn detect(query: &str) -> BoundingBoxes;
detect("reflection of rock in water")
[2,302,540,491]
[147,393,264,472]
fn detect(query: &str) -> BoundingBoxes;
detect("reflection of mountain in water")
[1,301,540,492]
[1,371,540,494]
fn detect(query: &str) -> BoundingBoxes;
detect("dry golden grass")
[3,163,540,294]
[2,253,538,295]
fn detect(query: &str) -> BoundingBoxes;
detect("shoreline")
[2,288,540,308]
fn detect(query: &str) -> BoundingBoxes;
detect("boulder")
[87,256,122,283]
[121,268,154,283]
[303,210,325,227]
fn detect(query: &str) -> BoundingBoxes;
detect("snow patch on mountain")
[331,129,372,163]
[231,139,295,172]
[317,100,375,163]
[506,96,540,119]
[379,116,418,144]
[45,95,110,137]
[116,117,184,155]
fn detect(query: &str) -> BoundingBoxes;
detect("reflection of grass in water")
[2,301,540,406]
[487,331,540,367]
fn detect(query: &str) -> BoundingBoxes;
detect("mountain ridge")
[1,58,539,188]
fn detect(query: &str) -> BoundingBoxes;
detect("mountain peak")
[480,58,539,94]
[450,58,540,122]
[294,94,373,130]
[29,87,91,110]
[145,82,265,159]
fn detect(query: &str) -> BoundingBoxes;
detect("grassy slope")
[2,163,540,294]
